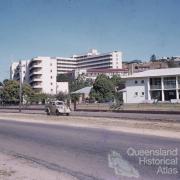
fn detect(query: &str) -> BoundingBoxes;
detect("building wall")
[10,60,29,83]
[10,62,19,80]
[56,82,69,94]
[125,78,147,103]
[124,75,180,103]
[41,57,57,94]
[10,49,123,94]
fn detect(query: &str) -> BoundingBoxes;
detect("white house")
[122,68,180,103]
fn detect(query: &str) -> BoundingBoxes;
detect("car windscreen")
[56,102,63,105]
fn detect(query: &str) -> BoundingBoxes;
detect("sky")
[0,0,180,81]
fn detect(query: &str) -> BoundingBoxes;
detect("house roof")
[71,86,92,95]
[125,67,180,79]
[87,68,128,73]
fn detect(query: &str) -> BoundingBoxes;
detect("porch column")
[147,78,151,100]
[161,77,164,101]
[176,76,179,100]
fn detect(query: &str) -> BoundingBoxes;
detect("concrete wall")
[56,82,69,94]
[125,78,147,103]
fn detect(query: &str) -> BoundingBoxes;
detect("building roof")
[71,86,92,95]
[87,68,128,73]
[125,67,180,78]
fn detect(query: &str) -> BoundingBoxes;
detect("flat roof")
[125,67,180,78]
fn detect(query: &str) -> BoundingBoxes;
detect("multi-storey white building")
[122,68,180,103]
[10,49,123,94]
[10,57,69,94]
[72,68,128,80]
[56,49,122,74]
[10,60,29,82]
[28,57,58,94]
[74,49,122,69]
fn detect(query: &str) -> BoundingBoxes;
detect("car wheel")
[56,110,60,116]
[46,109,50,115]
[66,113,69,116]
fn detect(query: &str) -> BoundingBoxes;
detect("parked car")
[45,100,71,116]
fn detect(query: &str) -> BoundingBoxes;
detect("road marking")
[108,150,139,178]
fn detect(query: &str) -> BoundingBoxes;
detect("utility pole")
[19,60,23,113]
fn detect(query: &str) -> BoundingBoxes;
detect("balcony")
[29,76,42,83]
[29,63,42,71]
[29,59,42,67]
[150,85,162,90]
[29,68,42,77]
[31,82,42,89]
[164,84,176,89]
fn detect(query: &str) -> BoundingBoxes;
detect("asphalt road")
[0,119,179,180]
[0,108,180,122]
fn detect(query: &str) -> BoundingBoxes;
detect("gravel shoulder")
[0,112,179,139]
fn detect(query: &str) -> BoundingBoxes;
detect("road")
[0,108,180,122]
[0,119,179,180]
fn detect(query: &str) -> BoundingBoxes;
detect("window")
[164,77,176,89]
[51,89,53,91]
[135,80,138,84]
[56,102,63,105]
[141,80,144,84]
[51,76,53,79]
[135,66,139,69]
[50,70,52,72]
[135,92,138,96]
[51,83,53,85]
[142,92,144,96]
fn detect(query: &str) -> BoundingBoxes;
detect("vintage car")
[45,100,71,116]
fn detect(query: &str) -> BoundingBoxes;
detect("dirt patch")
[0,151,78,180]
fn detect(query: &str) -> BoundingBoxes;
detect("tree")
[90,74,115,102]
[57,74,73,82]
[111,75,125,91]
[70,74,93,92]
[30,93,48,104]
[56,92,68,101]
[22,83,35,104]
[3,79,9,85]
[2,80,19,104]
[150,54,156,62]
[70,93,80,110]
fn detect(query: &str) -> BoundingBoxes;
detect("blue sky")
[0,0,180,81]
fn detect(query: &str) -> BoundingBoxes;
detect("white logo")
[108,150,140,178]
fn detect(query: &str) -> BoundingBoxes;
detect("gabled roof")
[71,86,92,95]
[125,67,180,78]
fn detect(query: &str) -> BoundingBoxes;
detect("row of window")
[135,80,144,84]
[134,92,144,96]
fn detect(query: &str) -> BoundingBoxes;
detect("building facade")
[10,49,123,94]
[71,68,128,80]
[28,57,58,94]
[123,68,180,103]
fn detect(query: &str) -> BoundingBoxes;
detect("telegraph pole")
[19,60,22,113]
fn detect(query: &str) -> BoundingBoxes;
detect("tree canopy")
[89,74,124,103]
[90,74,115,102]
[150,54,157,61]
